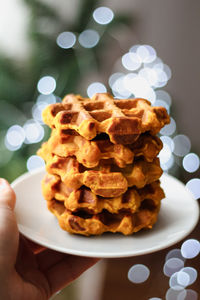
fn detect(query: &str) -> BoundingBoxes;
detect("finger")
[15,235,38,275]
[0,178,16,209]
[36,248,66,271]
[15,236,51,299]
[44,255,99,294]
[0,179,19,271]
[23,238,46,254]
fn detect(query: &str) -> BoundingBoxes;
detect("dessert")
[38,93,170,236]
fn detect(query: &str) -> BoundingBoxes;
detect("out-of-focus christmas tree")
[0,0,132,181]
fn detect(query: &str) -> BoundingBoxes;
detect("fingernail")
[0,179,8,190]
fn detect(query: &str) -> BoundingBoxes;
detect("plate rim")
[12,168,200,258]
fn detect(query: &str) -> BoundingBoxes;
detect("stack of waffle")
[38,93,170,236]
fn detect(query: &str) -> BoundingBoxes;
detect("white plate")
[12,168,199,258]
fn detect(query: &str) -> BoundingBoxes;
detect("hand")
[0,178,99,300]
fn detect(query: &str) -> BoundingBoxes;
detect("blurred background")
[0,0,199,299]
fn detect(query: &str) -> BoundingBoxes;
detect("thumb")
[0,178,19,271]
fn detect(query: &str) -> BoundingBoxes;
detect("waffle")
[41,131,162,168]
[42,174,164,214]
[41,152,162,197]
[47,197,161,236]
[42,93,170,144]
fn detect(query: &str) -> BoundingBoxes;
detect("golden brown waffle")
[46,155,128,197]
[40,131,162,168]
[42,174,164,214]
[42,93,170,144]
[47,197,161,236]
[40,152,162,197]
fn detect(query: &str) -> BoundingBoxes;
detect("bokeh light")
[153,99,170,114]
[139,67,158,87]
[112,75,132,98]
[37,76,56,95]
[173,135,191,157]
[27,155,45,172]
[108,72,124,88]
[177,271,190,287]
[33,94,57,123]
[56,31,76,49]
[182,153,200,173]
[186,178,200,200]
[36,93,57,105]
[144,57,163,70]
[93,7,114,25]
[158,143,172,165]
[123,74,156,103]
[156,90,172,106]
[163,258,184,277]
[158,136,174,170]
[122,52,141,71]
[130,44,157,63]
[160,136,174,152]
[128,264,150,284]
[165,249,185,263]
[78,29,100,48]
[163,64,172,80]
[160,117,176,136]
[32,102,49,123]
[184,289,198,300]
[152,66,168,88]
[87,82,107,98]
[111,44,173,108]
[161,155,174,171]
[23,120,44,144]
[5,125,25,151]
[169,268,198,295]
[148,298,162,300]
[165,288,186,300]
[181,239,200,259]
[179,267,197,286]
[169,272,187,291]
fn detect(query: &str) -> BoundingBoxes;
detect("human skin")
[0,178,99,300]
